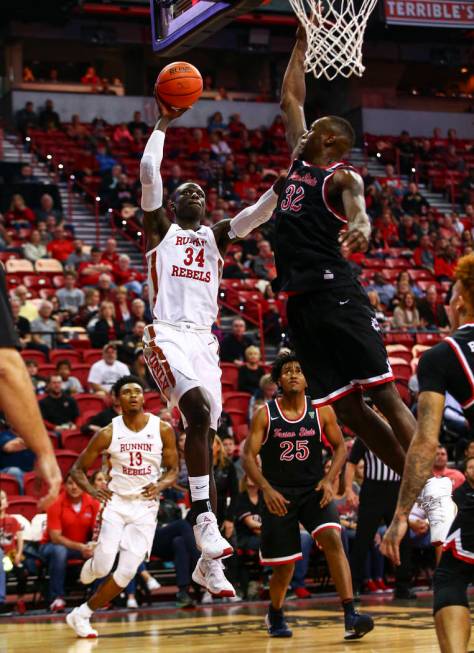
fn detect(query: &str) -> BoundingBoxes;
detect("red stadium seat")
[386,344,411,364]
[390,363,411,382]
[20,349,47,365]
[395,380,411,407]
[38,364,56,377]
[227,409,248,430]
[8,496,38,521]
[223,392,251,414]
[416,332,444,346]
[50,349,83,365]
[221,363,239,391]
[409,269,434,282]
[73,365,92,387]
[383,333,415,346]
[23,471,49,499]
[144,393,164,413]
[74,394,106,414]
[82,349,103,365]
[235,423,249,443]
[77,410,101,428]
[61,430,90,453]
[55,450,79,477]
[0,474,21,497]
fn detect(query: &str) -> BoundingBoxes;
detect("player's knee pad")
[91,544,116,579]
[433,565,469,613]
[113,550,144,588]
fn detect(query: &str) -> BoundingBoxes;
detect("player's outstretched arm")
[332,169,371,253]
[280,24,308,154]
[381,390,445,565]
[70,425,113,502]
[141,101,187,251]
[316,406,347,507]
[243,406,290,516]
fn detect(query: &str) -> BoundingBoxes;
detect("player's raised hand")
[316,478,335,508]
[157,98,189,121]
[263,486,290,516]
[380,514,408,566]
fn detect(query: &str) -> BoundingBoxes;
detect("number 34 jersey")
[106,414,163,497]
[146,224,223,328]
[260,396,324,488]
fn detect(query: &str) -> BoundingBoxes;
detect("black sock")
[269,603,283,614]
[342,599,356,618]
[190,499,212,524]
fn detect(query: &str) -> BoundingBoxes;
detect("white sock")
[189,475,210,502]
[78,601,93,618]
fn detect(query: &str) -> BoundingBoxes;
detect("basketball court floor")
[2,594,473,653]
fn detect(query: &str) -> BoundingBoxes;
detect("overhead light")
[58,163,63,169]
[95,196,101,201]
[46,154,52,160]
[461,67,468,74]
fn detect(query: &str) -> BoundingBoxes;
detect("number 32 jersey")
[146,224,223,328]
[260,396,324,488]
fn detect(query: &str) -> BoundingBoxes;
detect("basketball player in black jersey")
[243,352,374,641]
[275,26,416,476]
[382,253,474,653]
[0,263,61,507]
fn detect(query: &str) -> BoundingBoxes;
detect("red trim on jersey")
[314,406,322,442]
[262,403,271,445]
[445,337,474,409]
[149,250,159,310]
[359,374,395,389]
[275,396,308,423]
[311,522,342,539]
[443,529,474,565]
[259,552,303,566]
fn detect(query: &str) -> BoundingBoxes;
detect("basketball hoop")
[288,0,378,80]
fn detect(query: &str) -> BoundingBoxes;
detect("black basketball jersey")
[273,158,357,293]
[260,396,324,488]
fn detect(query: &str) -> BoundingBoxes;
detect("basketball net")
[288,0,378,80]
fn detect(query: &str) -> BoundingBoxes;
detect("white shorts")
[97,493,158,561]
[143,321,222,430]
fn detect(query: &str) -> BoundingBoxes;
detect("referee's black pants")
[351,479,411,590]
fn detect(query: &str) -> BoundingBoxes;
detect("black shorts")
[287,283,393,407]
[260,485,340,565]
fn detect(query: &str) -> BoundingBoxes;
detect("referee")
[346,436,414,599]
[0,263,61,508]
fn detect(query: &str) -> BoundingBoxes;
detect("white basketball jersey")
[146,224,223,328]
[106,414,163,496]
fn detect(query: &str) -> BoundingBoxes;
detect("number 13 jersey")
[146,224,223,328]
[260,396,324,488]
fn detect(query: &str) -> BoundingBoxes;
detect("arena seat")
[383,333,416,346]
[50,349,83,365]
[76,409,100,429]
[416,332,444,346]
[23,274,52,289]
[55,450,79,477]
[386,344,411,364]
[23,472,49,499]
[390,363,412,382]
[144,393,164,413]
[235,423,249,442]
[223,392,251,414]
[38,364,56,377]
[395,380,411,407]
[7,496,38,521]
[0,473,21,497]
[74,394,106,414]
[82,349,103,365]
[20,349,47,365]
[35,259,64,274]
[221,363,239,391]
[227,409,248,430]
[72,365,91,387]
[61,430,90,453]
[5,259,34,274]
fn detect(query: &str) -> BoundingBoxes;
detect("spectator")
[81,392,121,436]
[453,457,474,509]
[235,475,263,597]
[392,292,420,330]
[56,271,85,315]
[78,247,113,286]
[113,254,143,295]
[109,174,136,210]
[0,489,28,614]
[90,301,124,349]
[81,66,100,86]
[434,245,457,281]
[207,111,227,132]
[39,474,99,612]
[15,101,38,136]
[221,434,236,460]
[417,285,449,330]
[376,209,400,246]
[379,164,403,194]
[39,99,61,131]
[76,288,101,328]
[121,321,146,365]
[13,285,38,322]
[97,273,116,302]
[187,128,209,158]
[445,144,464,172]
[413,235,435,273]
[396,130,416,175]
[101,237,119,266]
[402,182,429,216]
[366,272,396,307]
[30,300,59,349]
[460,168,474,207]
[46,227,74,263]
[10,299,31,348]
[36,193,62,224]
[432,445,464,490]
[56,360,83,395]
[65,239,89,270]
[220,318,253,365]
[95,144,117,175]
[12,164,38,184]
[24,359,47,394]
[22,229,47,263]
[99,164,123,201]
[87,343,130,395]
[112,122,133,145]
[367,291,387,327]
[125,298,146,332]
[5,194,35,227]
[166,164,183,195]
[210,131,232,163]
[252,240,276,281]
[238,346,265,394]
[67,114,89,141]
[114,286,131,324]
[0,426,35,494]
[39,374,79,430]
[127,111,148,136]
[398,214,422,249]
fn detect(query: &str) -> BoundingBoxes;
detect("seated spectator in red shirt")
[234,173,255,199]
[90,300,124,348]
[5,194,35,227]
[413,234,435,272]
[432,446,464,490]
[379,164,403,194]
[81,66,100,86]
[438,214,458,240]
[79,247,113,286]
[112,122,133,145]
[47,227,74,262]
[113,254,144,295]
[0,489,28,613]
[38,475,99,612]
[187,128,210,158]
[431,127,448,153]
[268,114,286,139]
[376,209,400,246]
[97,273,115,302]
[101,237,119,266]
[434,245,457,281]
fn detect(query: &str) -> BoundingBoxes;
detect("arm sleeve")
[140,129,165,212]
[417,344,450,395]
[348,437,367,464]
[228,187,278,239]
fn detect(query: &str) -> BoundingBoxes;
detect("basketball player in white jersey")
[140,99,283,595]
[65,376,178,638]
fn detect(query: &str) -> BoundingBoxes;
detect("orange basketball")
[155,61,203,109]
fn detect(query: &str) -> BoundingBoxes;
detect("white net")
[288,0,378,80]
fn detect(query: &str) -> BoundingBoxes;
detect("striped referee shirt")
[348,437,400,482]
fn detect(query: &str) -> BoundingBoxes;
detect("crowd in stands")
[0,100,473,613]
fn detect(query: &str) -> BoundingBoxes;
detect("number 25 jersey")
[260,396,324,488]
[274,159,357,293]
[146,224,223,328]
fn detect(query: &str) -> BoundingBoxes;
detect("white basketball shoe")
[192,556,236,598]
[193,512,233,559]
[418,476,457,545]
[66,607,98,639]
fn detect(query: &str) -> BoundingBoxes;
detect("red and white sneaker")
[192,556,236,598]
[418,477,458,545]
[193,512,233,559]
[365,580,379,593]
[50,597,66,612]
[294,587,311,599]
[66,607,98,639]
[374,579,390,592]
